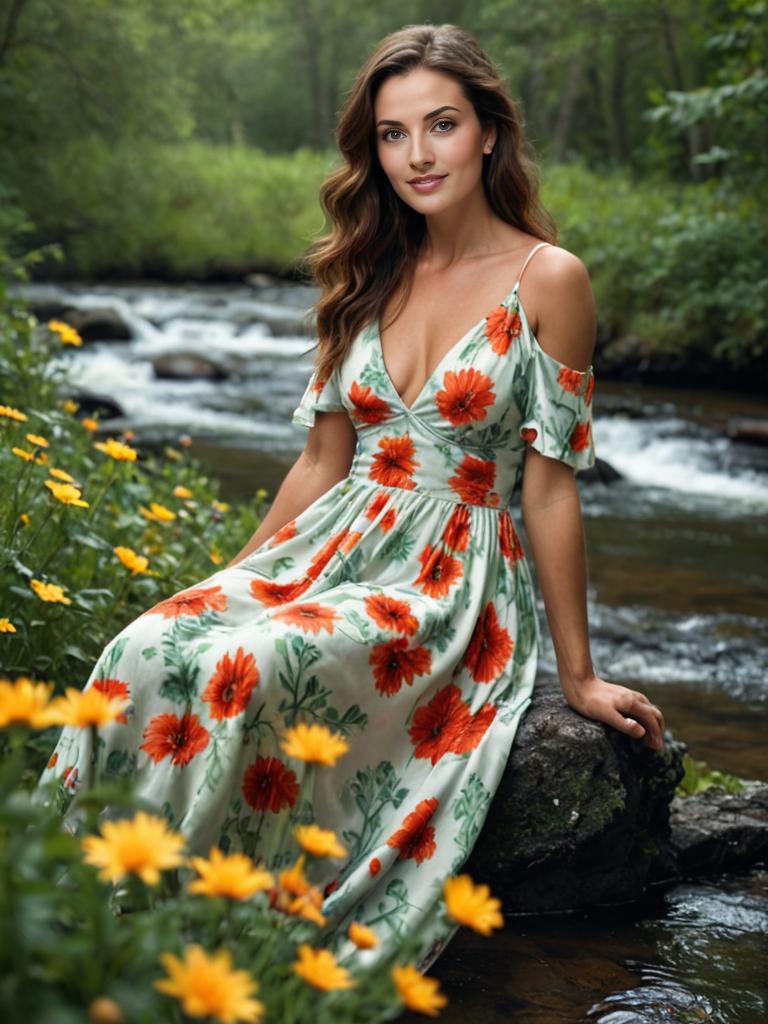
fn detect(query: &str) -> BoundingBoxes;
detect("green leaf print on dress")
[36,248,596,973]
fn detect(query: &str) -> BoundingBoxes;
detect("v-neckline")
[375,279,522,412]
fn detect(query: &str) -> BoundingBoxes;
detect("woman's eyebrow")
[376,105,462,127]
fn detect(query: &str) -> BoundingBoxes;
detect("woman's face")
[373,67,495,215]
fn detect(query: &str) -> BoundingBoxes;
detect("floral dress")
[37,241,596,973]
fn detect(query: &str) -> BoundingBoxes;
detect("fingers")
[623,692,665,750]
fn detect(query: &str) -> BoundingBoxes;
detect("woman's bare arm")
[520,249,665,751]
[225,408,357,568]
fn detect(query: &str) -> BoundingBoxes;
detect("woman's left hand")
[561,674,666,752]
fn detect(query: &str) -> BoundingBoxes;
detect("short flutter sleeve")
[517,340,596,472]
[291,365,346,428]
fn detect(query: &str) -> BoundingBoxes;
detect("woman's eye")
[381,120,454,143]
[434,119,454,132]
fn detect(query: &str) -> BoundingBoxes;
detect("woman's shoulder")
[519,243,596,373]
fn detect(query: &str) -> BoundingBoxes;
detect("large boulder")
[466,675,764,912]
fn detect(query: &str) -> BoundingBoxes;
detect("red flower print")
[61,765,79,790]
[570,421,591,452]
[498,512,524,566]
[462,602,514,683]
[442,504,471,552]
[485,305,522,356]
[387,797,439,864]
[435,368,496,426]
[272,601,339,635]
[450,702,497,755]
[413,544,463,599]
[447,454,499,506]
[339,530,363,554]
[47,751,58,770]
[520,427,538,444]
[585,373,595,406]
[311,377,328,395]
[408,684,472,765]
[348,381,394,425]
[92,678,131,723]
[202,647,260,719]
[140,712,210,766]
[271,519,297,546]
[365,491,397,533]
[144,584,228,619]
[557,366,586,395]
[250,578,312,606]
[308,529,351,580]
[369,857,381,876]
[369,637,431,696]
[242,755,300,812]
[364,594,419,635]
[369,435,419,490]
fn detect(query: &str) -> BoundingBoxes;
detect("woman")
[38,23,665,974]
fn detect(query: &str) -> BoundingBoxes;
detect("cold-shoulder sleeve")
[291,364,346,428]
[517,338,596,472]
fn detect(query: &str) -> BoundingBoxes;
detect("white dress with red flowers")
[37,241,596,973]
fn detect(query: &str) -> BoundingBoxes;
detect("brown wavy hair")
[300,22,557,384]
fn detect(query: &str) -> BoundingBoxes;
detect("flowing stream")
[13,278,767,1023]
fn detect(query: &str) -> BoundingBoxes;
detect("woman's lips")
[408,175,447,193]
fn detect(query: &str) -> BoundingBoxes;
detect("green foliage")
[0,259,265,738]
[675,751,746,796]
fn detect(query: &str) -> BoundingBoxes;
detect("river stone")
[63,306,133,342]
[465,673,684,912]
[152,352,229,381]
[668,779,768,874]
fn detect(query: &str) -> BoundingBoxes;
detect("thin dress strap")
[517,241,551,286]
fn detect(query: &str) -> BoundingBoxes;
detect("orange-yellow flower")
[0,618,16,633]
[81,811,186,885]
[45,479,89,508]
[81,417,99,431]
[187,847,274,901]
[348,920,379,949]
[443,874,504,935]
[0,677,58,729]
[49,467,76,483]
[292,944,354,991]
[139,502,176,522]
[48,319,83,347]
[12,447,34,462]
[294,823,347,858]
[0,404,28,422]
[280,722,349,766]
[113,546,149,574]
[173,485,193,499]
[154,944,263,1023]
[47,686,130,728]
[278,852,310,897]
[93,437,137,461]
[30,579,72,604]
[26,432,49,448]
[61,399,79,414]
[392,963,448,1016]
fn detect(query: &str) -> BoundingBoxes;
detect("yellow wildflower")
[443,874,504,936]
[0,404,28,422]
[0,677,58,729]
[280,722,349,766]
[348,921,379,949]
[87,995,124,1023]
[139,502,176,523]
[19,513,30,526]
[0,618,16,633]
[154,944,263,1024]
[45,480,89,508]
[26,433,49,448]
[93,437,137,461]
[288,888,326,926]
[48,319,83,347]
[47,686,130,728]
[173,485,192,499]
[392,963,448,1016]
[49,467,76,482]
[278,852,310,897]
[209,546,223,565]
[255,488,268,500]
[294,823,347,859]
[211,499,230,513]
[12,447,34,462]
[62,399,79,414]
[81,811,186,886]
[292,945,354,992]
[113,546,149,574]
[81,417,99,431]
[36,451,48,465]
[187,847,274,901]
[30,579,72,605]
